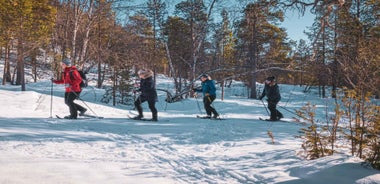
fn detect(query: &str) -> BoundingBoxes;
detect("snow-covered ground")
[0,73,379,183]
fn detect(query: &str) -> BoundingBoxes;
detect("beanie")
[200,74,209,79]
[62,58,71,66]
[266,76,275,82]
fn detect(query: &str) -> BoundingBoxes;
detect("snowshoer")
[193,74,219,119]
[132,69,158,121]
[53,58,87,119]
[259,76,283,121]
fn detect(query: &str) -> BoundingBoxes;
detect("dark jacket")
[261,83,281,103]
[53,66,82,92]
[139,76,157,102]
[195,79,217,96]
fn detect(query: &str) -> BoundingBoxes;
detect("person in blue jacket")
[132,69,158,121]
[259,76,283,121]
[193,74,219,119]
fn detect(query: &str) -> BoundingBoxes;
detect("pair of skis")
[56,114,281,122]
[126,115,170,122]
[55,114,104,119]
[197,116,286,122]
[196,115,226,120]
[259,117,287,122]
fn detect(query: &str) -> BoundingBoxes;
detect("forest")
[0,0,379,169]
[0,0,378,97]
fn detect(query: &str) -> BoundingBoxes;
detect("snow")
[0,74,379,184]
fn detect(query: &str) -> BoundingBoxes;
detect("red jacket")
[54,66,82,92]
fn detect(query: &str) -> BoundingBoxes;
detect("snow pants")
[65,92,86,118]
[203,95,218,117]
[267,100,283,120]
[134,95,157,119]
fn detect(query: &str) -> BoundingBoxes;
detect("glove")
[193,93,198,98]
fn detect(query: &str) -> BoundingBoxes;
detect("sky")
[281,9,315,41]
[0,63,379,183]
[115,0,315,41]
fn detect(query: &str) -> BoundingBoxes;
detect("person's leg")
[276,109,283,120]
[65,92,78,118]
[72,92,87,115]
[133,96,145,119]
[147,100,158,121]
[207,96,219,118]
[268,101,277,121]
[203,96,212,117]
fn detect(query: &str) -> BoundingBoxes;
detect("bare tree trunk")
[31,49,38,82]
[221,80,224,100]
[164,43,179,91]
[112,68,117,106]
[71,0,87,62]
[16,39,26,91]
[2,44,12,85]
[249,19,258,99]
[78,0,94,67]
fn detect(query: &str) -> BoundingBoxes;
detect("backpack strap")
[69,68,81,81]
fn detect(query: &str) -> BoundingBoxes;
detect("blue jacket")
[195,79,217,96]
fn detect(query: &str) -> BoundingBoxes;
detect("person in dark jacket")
[132,69,158,121]
[193,74,219,119]
[259,76,283,121]
[53,58,87,119]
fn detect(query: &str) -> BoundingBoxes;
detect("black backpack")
[69,69,88,88]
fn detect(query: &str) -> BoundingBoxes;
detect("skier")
[131,69,158,121]
[259,76,283,121]
[53,58,87,119]
[193,74,219,119]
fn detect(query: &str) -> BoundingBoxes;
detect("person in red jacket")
[53,58,87,119]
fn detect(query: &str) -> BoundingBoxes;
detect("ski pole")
[50,78,53,118]
[278,105,300,117]
[194,93,202,114]
[261,99,270,116]
[261,99,274,142]
[70,88,100,118]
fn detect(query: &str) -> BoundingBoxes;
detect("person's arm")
[53,72,65,84]
[259,86,266,100]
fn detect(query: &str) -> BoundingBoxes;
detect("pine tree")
[296,102,333,159]
[0,0,56,90]
[235,0,290,99]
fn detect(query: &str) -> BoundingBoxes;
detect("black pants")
[65,92,86,118]
[203,95,218,117]
[134,95,157,118]
[268,100,283,120]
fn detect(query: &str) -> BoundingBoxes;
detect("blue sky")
[281,9,315,41]
[116,0,315,41]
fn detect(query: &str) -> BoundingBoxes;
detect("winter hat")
[200,74,209,79]
[266,76,275,82]
[62,58,71,66]
[138,69,153,79]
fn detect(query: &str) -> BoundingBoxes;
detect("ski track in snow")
[0,116,303,183]
[0,76,379,183]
